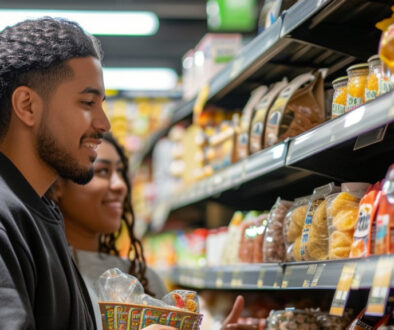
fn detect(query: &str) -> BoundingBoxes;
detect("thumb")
[222,295,245,327]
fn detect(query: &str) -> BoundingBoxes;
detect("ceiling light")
[0,9,159,36]
[103,68,178,91]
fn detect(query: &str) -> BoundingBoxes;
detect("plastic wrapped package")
[283,196,310,261]
[253,214,269,263]
[263,198,293,262]
[326,192,360,259]
[299,183,340,261]
[221,211,244,265]
[238,211,265,263]
[266,309,318,330]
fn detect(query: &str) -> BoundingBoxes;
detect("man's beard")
[36,125,94,185]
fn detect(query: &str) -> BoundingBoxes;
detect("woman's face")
[57,140,128,235]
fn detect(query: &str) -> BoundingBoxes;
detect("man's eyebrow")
[80,87,106,101]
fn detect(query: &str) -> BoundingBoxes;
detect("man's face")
[36,57,110,184]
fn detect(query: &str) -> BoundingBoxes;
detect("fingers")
[221,295,245,329]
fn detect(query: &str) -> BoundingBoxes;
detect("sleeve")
[0,227,35,329]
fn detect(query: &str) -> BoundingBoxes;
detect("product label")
[250,122,263,153]
[365,88,377,102]
[237,133,248,159]
[346,95,362,112]
[300,199,322,260]
[379,78,393,95]
[375,214,389,254]
[332,103,345,117]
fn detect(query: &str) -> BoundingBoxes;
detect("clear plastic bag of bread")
[283,196,310,261]
[327,191,362,260]
[299,183,340,261]
[262,198,293,262]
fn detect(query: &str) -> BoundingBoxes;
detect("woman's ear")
[11,86,42,127]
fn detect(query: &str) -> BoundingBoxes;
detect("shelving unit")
[138,0,394,321]
[132,0,390,167]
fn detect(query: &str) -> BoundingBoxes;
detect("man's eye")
[82,101,95,106]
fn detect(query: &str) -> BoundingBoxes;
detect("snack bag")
[300,183,340,261]
[162,290,199,313]
[375,165,394,254]
[283,196,310,261]
[350,183,382,258]
[238,217,260,263]
[327,192,360,259]
[262,198,293,262]
[252,214,269,263]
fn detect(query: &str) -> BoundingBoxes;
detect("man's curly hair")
[0,17,103,139]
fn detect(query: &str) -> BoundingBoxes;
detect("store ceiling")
[0,0,208,75]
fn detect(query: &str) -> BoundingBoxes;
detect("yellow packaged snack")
[293,236,302,261]
[305,200,328,261]
[327,192,361,259]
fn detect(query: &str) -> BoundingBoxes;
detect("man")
[0,17,109,329]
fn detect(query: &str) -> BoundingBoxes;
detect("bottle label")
[365,89,377,102]
[378,78,393,95]
[332,103,345,117]
[346,95,362,112]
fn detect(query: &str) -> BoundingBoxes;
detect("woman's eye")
[95,168,109,177]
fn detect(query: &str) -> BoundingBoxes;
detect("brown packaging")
[249,79,288,154]
[264,71,326,148]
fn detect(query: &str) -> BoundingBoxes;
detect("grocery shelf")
[171,142,288,211]
[134,0,394,165]
[287,91,394,165]
[170,255,394,290]
[150,91,394,227]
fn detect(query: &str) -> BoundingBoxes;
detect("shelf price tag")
[272,268,283,288]
[231,268,243,288]
[281,268,292,288]
[330,263,356,316]
[311,264,326,287]
[257,268,265,288]
[365,257,394,316]
[216,270,223,288]
[230,57,243,79]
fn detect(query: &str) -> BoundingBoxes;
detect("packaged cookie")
[327,192,361,259]
[262,198,293,262]
[300,183,340,261]
[249,79,288,154]
[283,196,310,261]
[375,165,394,255]
[350,183,382,258]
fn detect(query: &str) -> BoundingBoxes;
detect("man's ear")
[11,86,42,127]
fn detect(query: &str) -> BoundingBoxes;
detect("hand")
[221,295,257,330]
[141,325,177,329]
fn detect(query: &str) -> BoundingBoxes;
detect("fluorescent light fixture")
[103,68,178,91]
[0,9,159,36]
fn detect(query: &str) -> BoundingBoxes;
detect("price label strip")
[330,263,357,316]
[281,268,292,288]
[257,268,265,288]
[231,268,243,288]
[215,270,223,288]
[366,257,394,316]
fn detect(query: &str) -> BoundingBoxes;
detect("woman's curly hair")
[98,133,154,296]
[0,17,103,139]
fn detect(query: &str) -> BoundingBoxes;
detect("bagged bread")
[236,86,268,160]
[265,71,325,148]
[299,183,340,261]
[249,79,288,154]
[327,192,361,259]
[283,196,310,261]
[262,198,293,262]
